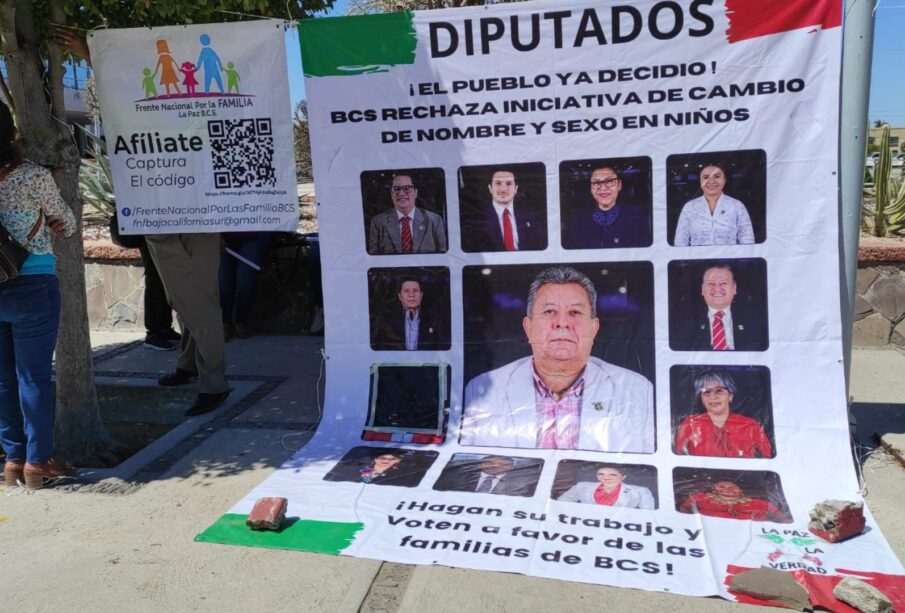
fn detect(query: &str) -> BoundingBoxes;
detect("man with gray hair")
[461,266,654,452]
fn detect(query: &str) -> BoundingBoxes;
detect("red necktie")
[400,215,412,252]
[711,310,728,350]
[502,209,515,251]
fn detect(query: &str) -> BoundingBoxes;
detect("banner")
[199,0,905,601]
[90,21,298,234]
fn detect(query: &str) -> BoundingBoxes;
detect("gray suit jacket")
[558,482,655,509]
[367,207,447,254]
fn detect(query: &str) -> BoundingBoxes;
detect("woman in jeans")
[0,102,76,489]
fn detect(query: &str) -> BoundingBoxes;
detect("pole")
[840,0,876,392]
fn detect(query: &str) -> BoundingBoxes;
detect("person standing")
[0,102,77,489]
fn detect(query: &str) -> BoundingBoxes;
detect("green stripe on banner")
[299,13,417,77]
[195,514,363,554]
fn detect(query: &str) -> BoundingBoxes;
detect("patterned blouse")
[0,162,75,254]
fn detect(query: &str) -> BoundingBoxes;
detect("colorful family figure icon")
[143,34,240,99]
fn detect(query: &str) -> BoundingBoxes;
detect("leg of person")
[0,315,26,486]
[2,276,72,489]
[218,238,237,341]
[232,233,272,338]
[139,238,176,351]
[146,235,199,385]
[147,234,229,414]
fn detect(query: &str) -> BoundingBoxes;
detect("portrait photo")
[673,467,792,523]
[458,162,548,253]
[432,453,544,497]
[668,258,768,352]
[559,156,652,250]
[666,149,767,246]
[670,365,775,458]
[323,446,439,488]
[363,363,451,444]
[461,262,655,453]
[361,168,448,255]
[368,266,451,351]
[552,460,658,510]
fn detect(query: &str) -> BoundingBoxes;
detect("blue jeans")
[0,275,60,463]
[219,233,272,325]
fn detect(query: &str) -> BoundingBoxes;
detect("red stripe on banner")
[725,0,842,43]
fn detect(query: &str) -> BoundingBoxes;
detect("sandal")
[23,458,76,490]
[4,460,24,487]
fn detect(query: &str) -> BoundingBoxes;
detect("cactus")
[861,124,905,237]
[77,126,116,221]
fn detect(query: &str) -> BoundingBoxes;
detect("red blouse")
[675,412,772,458]
[593,483,621,506]
[681,492,784,521]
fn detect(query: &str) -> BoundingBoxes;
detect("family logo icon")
[136,34,252,103]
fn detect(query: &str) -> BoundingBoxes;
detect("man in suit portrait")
[563,165,651,249]
[433,455,539,497]
[672,265,768,351]
[373,277,446,350]
[461,265,654,453]
[460,169,545,252]
[367,174,447,254]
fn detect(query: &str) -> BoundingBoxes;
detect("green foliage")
[77,125,116,220]
[61,0,334,30]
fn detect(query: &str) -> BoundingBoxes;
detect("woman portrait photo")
[674,370,773,458]
[557,463,656,509]
[667,150,766,246]
[323,446,437,488]
[678,479,791,523]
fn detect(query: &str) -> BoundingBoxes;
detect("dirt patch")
[82,384,197,468]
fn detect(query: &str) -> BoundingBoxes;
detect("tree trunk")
[2,0,109,463]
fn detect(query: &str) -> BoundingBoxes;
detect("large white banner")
[199,0,905,602]
[90,21,298,234]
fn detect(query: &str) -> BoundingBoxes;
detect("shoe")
[161,329,182,342]
[235,322,252,339]
[143,334,176,351]
[185,390,231,416]
[158,368,198,387]
[4,460,24,487]
[23,458,75,490]
[223,324,235,342]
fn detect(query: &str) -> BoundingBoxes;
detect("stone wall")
[84,239,320,335]
[854,263,905,346]
[852,238,905,347]
[85,245,144,330]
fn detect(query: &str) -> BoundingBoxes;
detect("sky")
[286,0,350,109]
[869,1,905,125]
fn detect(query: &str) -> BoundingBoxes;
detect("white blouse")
[674,193,755,246]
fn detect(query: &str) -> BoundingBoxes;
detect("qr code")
[208,118,276,188]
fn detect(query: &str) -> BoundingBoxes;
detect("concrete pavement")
[0,333,903,612]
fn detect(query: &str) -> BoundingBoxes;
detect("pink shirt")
[533,368,585,449]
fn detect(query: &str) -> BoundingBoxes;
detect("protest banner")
[198,0,905,600]
[89,21,298,234]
